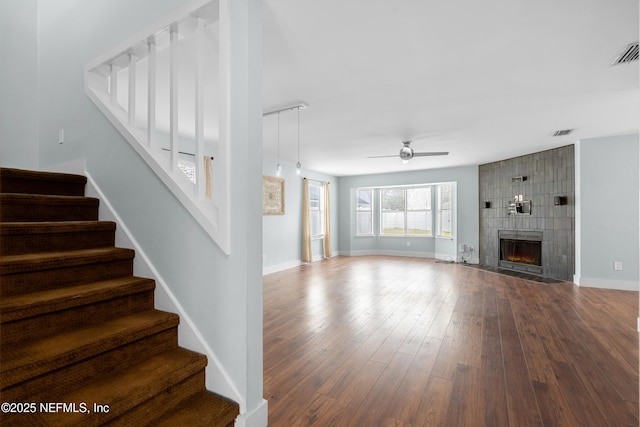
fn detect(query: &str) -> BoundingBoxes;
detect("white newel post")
[219,0,267,424]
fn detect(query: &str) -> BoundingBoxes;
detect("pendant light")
[276,112,282,177]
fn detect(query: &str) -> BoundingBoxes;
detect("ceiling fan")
[368,141,449,164]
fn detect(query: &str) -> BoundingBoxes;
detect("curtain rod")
[303,177,329,184]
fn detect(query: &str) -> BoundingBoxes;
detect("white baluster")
[147,37,157,147]
[195,17,205,198]
[110,64,118,106]
[128,53,136,125]
[169,25,179,172]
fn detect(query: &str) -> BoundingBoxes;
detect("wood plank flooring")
[263,256,639,426]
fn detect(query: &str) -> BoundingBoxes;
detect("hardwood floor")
[263,256,639,427]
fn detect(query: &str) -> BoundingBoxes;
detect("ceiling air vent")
[552,129,573,137]
[612,41,639,65]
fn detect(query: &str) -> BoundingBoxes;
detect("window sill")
[379,235,433,239]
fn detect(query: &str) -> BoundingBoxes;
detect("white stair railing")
[84,1,230,254]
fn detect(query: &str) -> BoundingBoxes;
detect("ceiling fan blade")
[367,154,400,158]
[412,151,449,157]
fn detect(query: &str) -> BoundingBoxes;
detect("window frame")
[355,188,374,236]
[379,186,432,237]
[435,183,454,239]
[309,181,324,239]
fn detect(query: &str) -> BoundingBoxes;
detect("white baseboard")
[263,259,302,275]
[346,249,435,258]
[263,252,341,276]
[574,274,639,291]
[234,399,268,427]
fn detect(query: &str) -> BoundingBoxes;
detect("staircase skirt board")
[0,167,239,426]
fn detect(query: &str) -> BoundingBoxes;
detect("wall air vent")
[612,41,639,65]
[552,129,573,137]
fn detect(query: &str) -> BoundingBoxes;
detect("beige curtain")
[204,156,213,200]
[323,182,332,258]
[301,178,313,263]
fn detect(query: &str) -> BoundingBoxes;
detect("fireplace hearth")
[498,230,543,275]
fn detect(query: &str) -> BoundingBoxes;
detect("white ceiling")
[261,0,639,177]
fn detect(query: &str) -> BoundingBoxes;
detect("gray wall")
[0,0,39,169]
[338,165,479,263]
[576,134,639,290]
[262,159,339,273]
[478,145,575,281]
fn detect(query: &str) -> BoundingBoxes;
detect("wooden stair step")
[0,168,234,424]
[1,349,208,426]
[1,310,180,388]
[152,390,240,427]
[1,277,156,348]
[0,247,135,296]
[1,328,179,403]
[1,276,155,323]
[0,193,99,222]
[0,221,116,255]
[0,167,87,196]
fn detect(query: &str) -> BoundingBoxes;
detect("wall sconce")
[483,201,491,208]
[554,196,566,205]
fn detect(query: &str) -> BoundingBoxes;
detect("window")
[380,187,432,236]
[309,181,323,238]
[436,183,453,238]
[381,189,405,235]
[355,188,373,235]
[407,187,432,235]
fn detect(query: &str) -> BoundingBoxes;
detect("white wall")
[575,134,639,290]
[338,165,479,263]
[0,0,39,169]
[0,0,265,419]
[262,159,339,274]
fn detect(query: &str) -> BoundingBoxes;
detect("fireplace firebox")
[498,230,543,275]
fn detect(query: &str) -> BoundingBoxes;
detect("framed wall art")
[262,175,285,215]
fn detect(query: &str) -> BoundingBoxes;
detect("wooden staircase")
[0,168,239,426]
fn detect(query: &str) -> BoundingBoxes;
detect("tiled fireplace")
[479,145,575,281]
[498,229,543,275]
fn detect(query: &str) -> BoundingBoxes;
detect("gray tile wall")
[478,145,575,281]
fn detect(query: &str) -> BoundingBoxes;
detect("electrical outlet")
[614,261,623,271]
[406,241,411,247]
